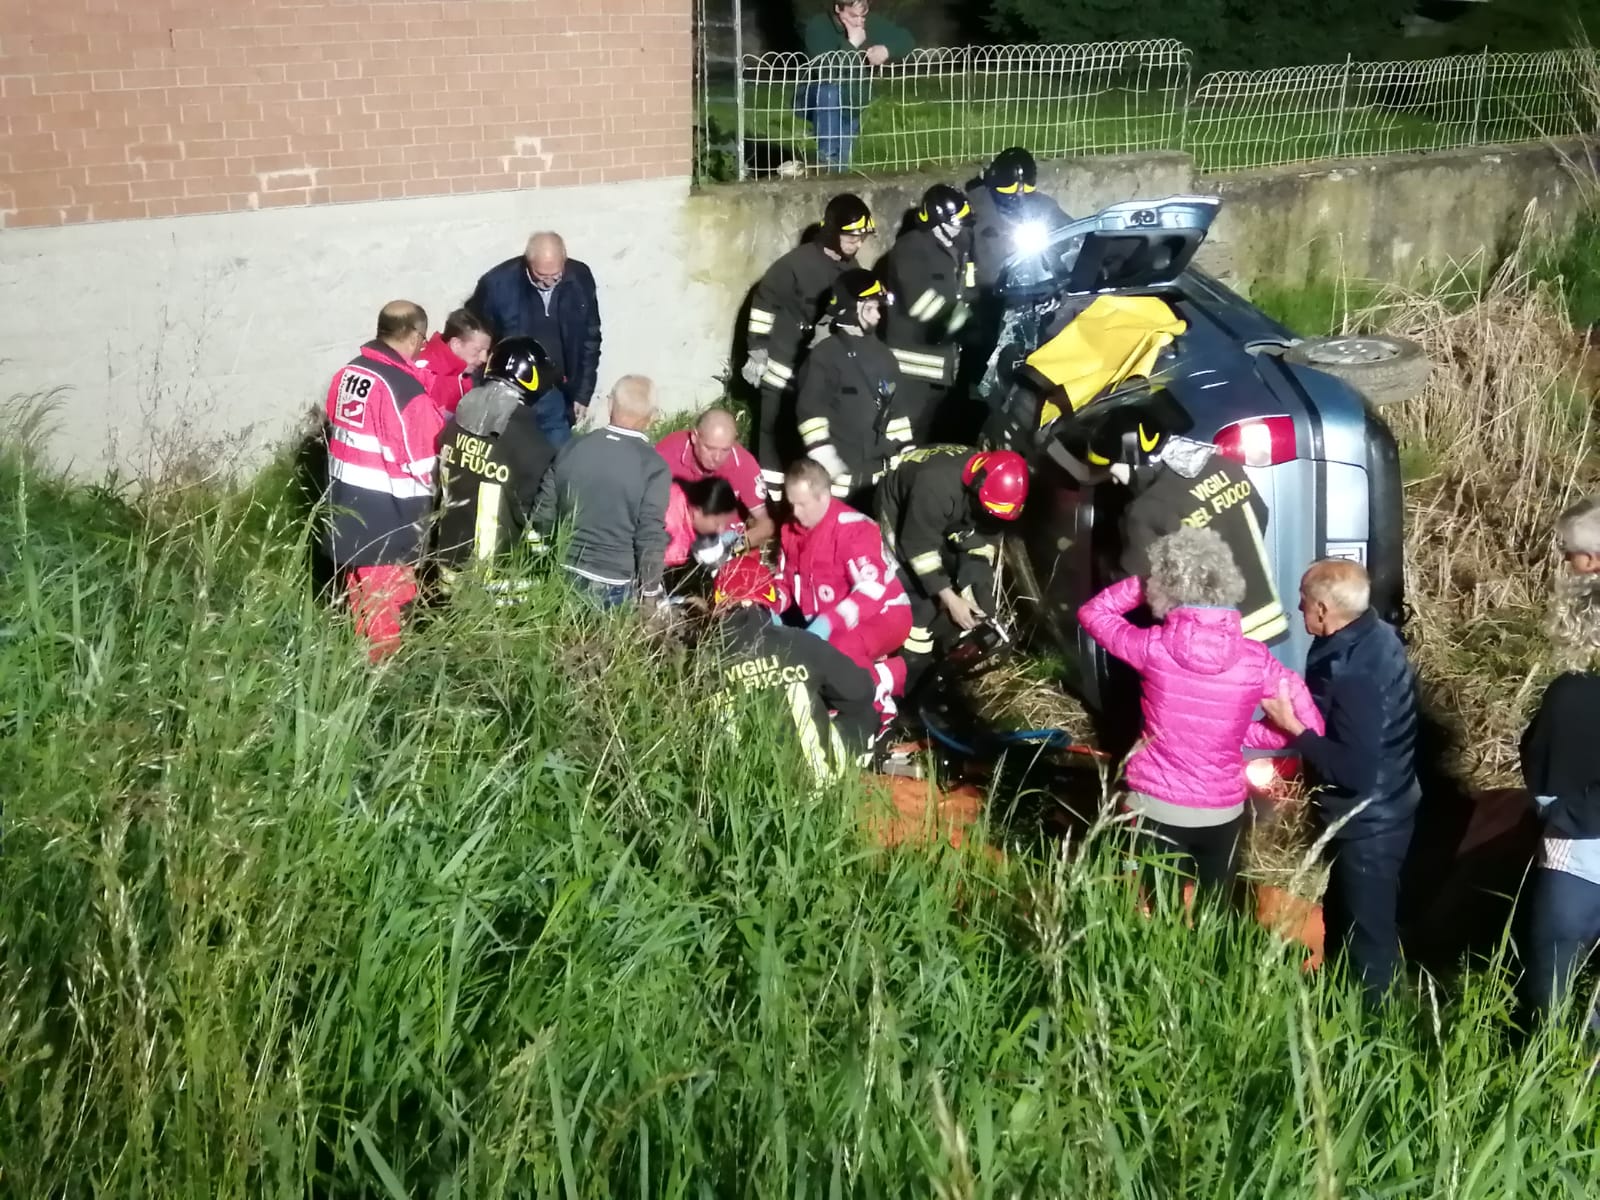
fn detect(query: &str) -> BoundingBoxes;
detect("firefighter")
[964,146,1071,292]
[777,457,912,718]
[793,268,909,512]
[1070,407,1288,643]
[879,183,978,443]
[432,336,559,597]
[879,446,1030,682]
[708,554,880,783]
[742,193,876,499]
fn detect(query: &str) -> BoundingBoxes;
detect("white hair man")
[530,375,667,607]
[467,230,602,447]
[1517,496,1600,1032]
[1263,557,1421,1005]
[1556,496,1600,576]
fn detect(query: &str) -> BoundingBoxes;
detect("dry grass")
[1374,246,1598,787]
[961,655,1090,734]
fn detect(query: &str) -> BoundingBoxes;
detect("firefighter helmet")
[821,193,876,253]
[983,146,1038,195]
[917,183,972,230]
[824,268,888,326]
[484,336,554,399]
[1083,408,1168,468]
[963,450,1029,521]
[714,554,783,610]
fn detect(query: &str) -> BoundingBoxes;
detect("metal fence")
[1188,49,1597,173]
[729,41,1193,179]
[719,42,1596,180]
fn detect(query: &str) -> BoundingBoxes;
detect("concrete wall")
[1200,143,1589,286]
[684,141,1589,345]
[0,140,1586,481]
[0,177,728,480]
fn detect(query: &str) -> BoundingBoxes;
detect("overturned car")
[981,196,1427,722]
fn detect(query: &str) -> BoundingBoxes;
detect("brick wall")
[0,0,692,229]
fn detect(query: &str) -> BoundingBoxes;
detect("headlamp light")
[1011,220,1050,257]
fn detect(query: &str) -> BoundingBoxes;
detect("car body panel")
[993,198,1406,709]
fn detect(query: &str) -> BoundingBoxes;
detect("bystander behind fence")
[713,43,1596,180]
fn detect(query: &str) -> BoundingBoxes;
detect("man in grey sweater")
[531,375,670,607]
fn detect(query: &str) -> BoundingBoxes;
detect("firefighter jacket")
[878,445,1000,602]
[1119,452,1289,643]
[964,183,1073,292]
[433,381,558,579]
[778,498,912,635]
[795,328,910,497]
[747,241,847,393]
[879,227,977,388]
[323,340,443,568]
[713,604,878,781]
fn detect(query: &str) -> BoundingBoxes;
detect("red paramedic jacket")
[777,498,911,633]
[412,333,473,419]
[323,340,444,568]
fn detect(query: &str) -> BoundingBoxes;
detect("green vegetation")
[987,0,1600,68]
[1,394,1599,1193]
[1531,207,1600,330]
[705,63,1588,181]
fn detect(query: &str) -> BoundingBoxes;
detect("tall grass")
[2,418,1599,1193]
[1348,249,1599,786]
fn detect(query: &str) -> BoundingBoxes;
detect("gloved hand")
[740,349,769,389]
[810,443,848,482]
[805,615,833,641]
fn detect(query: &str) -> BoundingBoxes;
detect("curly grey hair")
[1549,572,1600,671]
[1144,526,1247,620]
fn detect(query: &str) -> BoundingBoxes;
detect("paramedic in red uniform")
[776,457,912,714]
[412,307,492,420]
[655,407,775,546]
[323,300,443,661]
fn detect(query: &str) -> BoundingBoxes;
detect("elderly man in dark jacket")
[467,231,601,447]
[1264,558,1421,1005]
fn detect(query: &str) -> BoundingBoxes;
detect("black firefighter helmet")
[484,336,555,401]
[983,146,1039,195]
[824,267,889,326]
[821,193,876,256]
[917,183,973,231]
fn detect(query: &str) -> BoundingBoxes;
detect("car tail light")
[1245,754,1303,798]
[1214,415,1297,467]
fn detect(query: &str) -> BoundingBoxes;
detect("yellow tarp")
[1026,295,1187,427]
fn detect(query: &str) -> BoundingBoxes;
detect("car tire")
[1284,335,1430,407]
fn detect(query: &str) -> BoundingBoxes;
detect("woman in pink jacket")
[1078,526,1324,904]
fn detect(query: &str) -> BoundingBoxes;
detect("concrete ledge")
[1,141,1591,480]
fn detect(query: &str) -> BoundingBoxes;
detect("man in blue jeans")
[530,376,668,610]
[1264,559,1421,1005]
[799,1,914,170]
[1518,497,1600,1032]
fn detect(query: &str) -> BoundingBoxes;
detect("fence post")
[1332,54,1353,159]
[961,45,971,163]
[1470,46,1488,145]
[733,0,746,181]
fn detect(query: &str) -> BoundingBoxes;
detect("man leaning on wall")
[798,1,914,171]
[467,232,602,448]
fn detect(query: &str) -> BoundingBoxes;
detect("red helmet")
[714,554,782,609]
[962,450,1029,521]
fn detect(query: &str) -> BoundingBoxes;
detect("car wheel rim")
[1301,337,1402,366]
